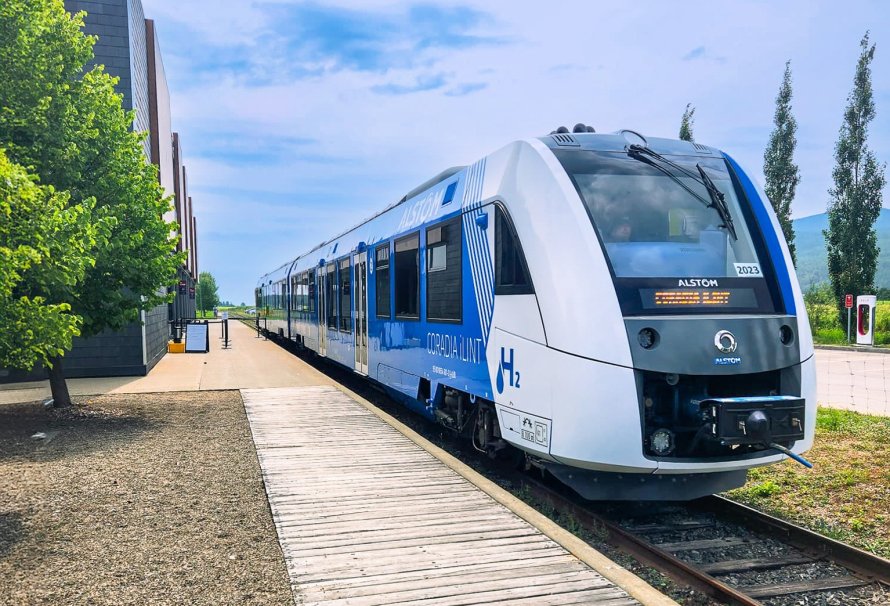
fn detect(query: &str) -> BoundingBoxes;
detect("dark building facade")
[0,0,197,383]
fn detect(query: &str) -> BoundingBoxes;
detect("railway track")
[521,477,890,605]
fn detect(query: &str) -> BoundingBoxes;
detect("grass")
[726,407,890,558]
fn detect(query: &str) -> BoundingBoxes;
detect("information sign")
[184,322,209,353]
[845,294,853,309]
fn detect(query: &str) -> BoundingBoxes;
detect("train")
[255,125,816,500]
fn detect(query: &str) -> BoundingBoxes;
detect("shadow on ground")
[0,511,24,559]
[0,400,158,463]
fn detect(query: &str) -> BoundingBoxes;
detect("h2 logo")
[496,347,520,394]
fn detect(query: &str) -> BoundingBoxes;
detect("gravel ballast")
[0,391,292,605]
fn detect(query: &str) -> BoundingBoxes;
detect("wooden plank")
[699,554,815,575]
[242,386,640,606]
[655,537,753,552]
[287,544,570,582]
[299,561,595,601]
[744,575,869,598]
[305,577,612,606]
[628,521,715,534]
[297,553,580,590]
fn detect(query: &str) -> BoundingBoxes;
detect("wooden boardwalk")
[242,386,640,606]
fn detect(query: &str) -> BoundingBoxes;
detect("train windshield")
[556,150,780,314]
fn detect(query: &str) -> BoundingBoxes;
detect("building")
[0,0,197,383]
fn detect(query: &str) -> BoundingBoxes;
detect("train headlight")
[650,428,675,455]
[638,328,659,349]
[780,325,794,346]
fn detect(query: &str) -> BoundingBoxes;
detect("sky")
[139,0,890,305]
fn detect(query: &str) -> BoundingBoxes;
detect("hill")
[792,209,890,292]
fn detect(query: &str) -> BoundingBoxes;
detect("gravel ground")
[0,391,292,606]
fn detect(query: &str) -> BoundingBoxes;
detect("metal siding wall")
[144,300,169,371]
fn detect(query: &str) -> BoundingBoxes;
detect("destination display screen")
[640,288,758,309]
[615,277,779,315]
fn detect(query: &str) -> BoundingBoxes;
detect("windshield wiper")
[626,144,737,240]
[695,163,737,240]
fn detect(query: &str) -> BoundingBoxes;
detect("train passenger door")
[317,266,327,356]
[354,252,368,374]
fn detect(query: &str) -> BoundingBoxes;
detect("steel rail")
[699,495,890,586]
[520,477,764,606]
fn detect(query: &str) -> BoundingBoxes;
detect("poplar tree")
[825,32,887,319]
[0,0,182,406]
[763,61,801,265]
[679,103,695,141]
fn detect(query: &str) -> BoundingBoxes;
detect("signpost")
[185,321,209,353]
[845,294,853,343]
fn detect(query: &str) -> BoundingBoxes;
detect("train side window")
[326,263,337,329]
[290,274,298,311]
[394,232,420,319]
[495,206,534,295]
[339,258,352,333]
[308,271,316,313]
[426,218,462,322]
[376,244,391,319]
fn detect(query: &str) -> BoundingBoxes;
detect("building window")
[376,244,391,319]
[495,206,534,295]
[427,218,462,322]
[308,270,316,313]
[339,258,352,333]
[326,263,336,329]
[394,233,419,319]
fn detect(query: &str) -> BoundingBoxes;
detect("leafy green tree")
[196,272,220,315]
[679,103,695,141]
[825,32,887,320]
[763,61,801,265]
[0,0,183,406]
[0,150,99,372]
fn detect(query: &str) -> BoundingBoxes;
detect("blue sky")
[140,0,890,304]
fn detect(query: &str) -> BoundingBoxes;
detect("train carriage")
[256,128,816,500]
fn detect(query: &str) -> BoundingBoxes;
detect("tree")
[196,272,220,315]
[0,0,183,406]
[825,32,887,320]
[679,103,695,141]
[0,150,99,372]
[763,61,801,265]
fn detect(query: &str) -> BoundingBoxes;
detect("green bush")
[804,291,890,345]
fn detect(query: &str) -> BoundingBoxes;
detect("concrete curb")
[334,382,680,606]
[816,344,890,355]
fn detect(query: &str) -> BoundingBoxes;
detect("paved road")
[816,347,890,416]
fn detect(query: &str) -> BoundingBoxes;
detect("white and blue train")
[256,126,816,500]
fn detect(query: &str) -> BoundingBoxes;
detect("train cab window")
[495,207,534,295]
[308,271,316,313]
[426,218,462,322]
[394,233,420,319]
[326,263,336,329]
[339,258,352,333]
[376,244,391,319]
[290,274,298,311]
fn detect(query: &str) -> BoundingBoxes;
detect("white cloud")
[141,0,890,302]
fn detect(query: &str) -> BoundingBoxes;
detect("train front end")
[496,133,815,500]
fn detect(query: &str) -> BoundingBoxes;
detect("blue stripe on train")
[723,153,796,315]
